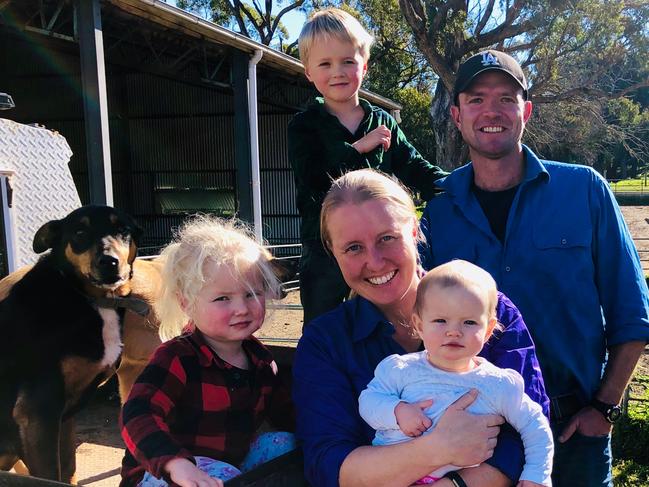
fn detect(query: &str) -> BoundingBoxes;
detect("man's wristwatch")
[590,398,622,423]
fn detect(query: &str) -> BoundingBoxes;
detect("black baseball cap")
[453,50,528,104]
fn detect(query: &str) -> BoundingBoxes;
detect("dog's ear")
[33,220,63,253]
[130,220,144,246]
[126,218,144,265]
[269,257,298,283]
[268,257,299,300]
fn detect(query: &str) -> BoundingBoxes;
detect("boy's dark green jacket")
[288,97,447,242]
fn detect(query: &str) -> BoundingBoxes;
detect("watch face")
[608,406,622,423]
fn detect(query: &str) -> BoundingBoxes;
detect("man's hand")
[395,399,433,437]
[558,406,612,443]
[165,457,224,487]
[517,480,545,487]
[430,389,504,467]
[352,125,391,153]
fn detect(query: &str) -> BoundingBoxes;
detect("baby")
[359,260,553,486]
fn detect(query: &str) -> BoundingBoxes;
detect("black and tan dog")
[0,205,161,483]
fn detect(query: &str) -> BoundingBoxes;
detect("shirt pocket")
[532,217,591,251]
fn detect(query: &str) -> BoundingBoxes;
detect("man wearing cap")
[420,50,649,486]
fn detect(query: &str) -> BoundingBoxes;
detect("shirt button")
[505,266,511,272]
[561,238,567,244]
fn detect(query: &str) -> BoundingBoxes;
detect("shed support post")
[77,0,113,205]
[232,51,253,224]
[248,49,263,242]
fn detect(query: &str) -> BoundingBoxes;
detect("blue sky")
[280,9,307,42]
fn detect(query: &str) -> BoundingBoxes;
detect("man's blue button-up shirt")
[420,146,649,401]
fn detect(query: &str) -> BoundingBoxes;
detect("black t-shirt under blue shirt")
[472,182,519,243]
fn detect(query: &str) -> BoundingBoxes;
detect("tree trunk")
[430,83,468,169]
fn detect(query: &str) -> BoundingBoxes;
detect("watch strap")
[444,471,468,487]
[590,397,621,423]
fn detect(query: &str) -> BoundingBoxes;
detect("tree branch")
[236,0,265,42]
[270,0,305,40]
[475,0,495,36]
[533,78,649,104]
[228,0,251,38]
[399,0,457,90]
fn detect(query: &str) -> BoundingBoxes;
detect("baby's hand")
[165,457,224,487]
[352,125,391,154]
[394,399,433,437]
[517,481,545,487]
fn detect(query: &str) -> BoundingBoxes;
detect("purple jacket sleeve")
[481,292,550,416]
[479,292,550,482]
[292,326,368,487]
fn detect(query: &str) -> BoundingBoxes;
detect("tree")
[398,0,649,168]
[177,0,308,50]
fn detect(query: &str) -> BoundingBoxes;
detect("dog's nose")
[98,255,119,271]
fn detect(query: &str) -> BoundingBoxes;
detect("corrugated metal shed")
[107,0,401,112]
[156,188,235,215]
[0,0,402,254]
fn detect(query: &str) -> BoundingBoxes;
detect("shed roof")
[108,0,401,111]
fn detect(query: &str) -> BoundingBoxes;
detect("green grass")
[613,374,649,485]
[608,178,649,192]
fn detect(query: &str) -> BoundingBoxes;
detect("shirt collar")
[311,97,372,117]
[350,295,395,343]
[521,145,550,184]
[437,145,550,198]
[189,329,274,369]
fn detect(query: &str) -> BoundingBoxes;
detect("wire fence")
[608,178,649,194]
[633,238,649,267]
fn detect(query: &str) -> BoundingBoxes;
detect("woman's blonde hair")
[156,215,282,341]
[298,8,373,65]
[414,260,499,332]
[320,169,422,252]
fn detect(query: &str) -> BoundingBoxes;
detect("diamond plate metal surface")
[0,119,81,267]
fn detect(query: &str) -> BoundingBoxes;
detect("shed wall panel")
[125,73,234,116]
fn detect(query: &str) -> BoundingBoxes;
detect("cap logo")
[481,52,500,67]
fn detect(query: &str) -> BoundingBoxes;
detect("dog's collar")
[93,296,150,316]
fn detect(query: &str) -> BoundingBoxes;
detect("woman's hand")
[165,457,224,487]
[395,399,433,437]
[431,389,504,467]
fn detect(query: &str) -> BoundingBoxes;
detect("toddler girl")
[120,216,295,487]
[359,260,553,486]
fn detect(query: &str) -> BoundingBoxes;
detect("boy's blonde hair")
[156,215,282,341]
[320,169,423,252]
[414,260,498,324]
[298,8,374,65]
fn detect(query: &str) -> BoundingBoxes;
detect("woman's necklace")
[394,317,410,329]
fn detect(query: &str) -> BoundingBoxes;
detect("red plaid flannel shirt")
[119,330,294,486]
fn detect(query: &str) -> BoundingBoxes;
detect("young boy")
[289,8,446,326]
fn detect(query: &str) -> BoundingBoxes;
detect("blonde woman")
[293,169,549,487]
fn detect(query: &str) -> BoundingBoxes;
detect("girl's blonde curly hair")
[156,215,282,341]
